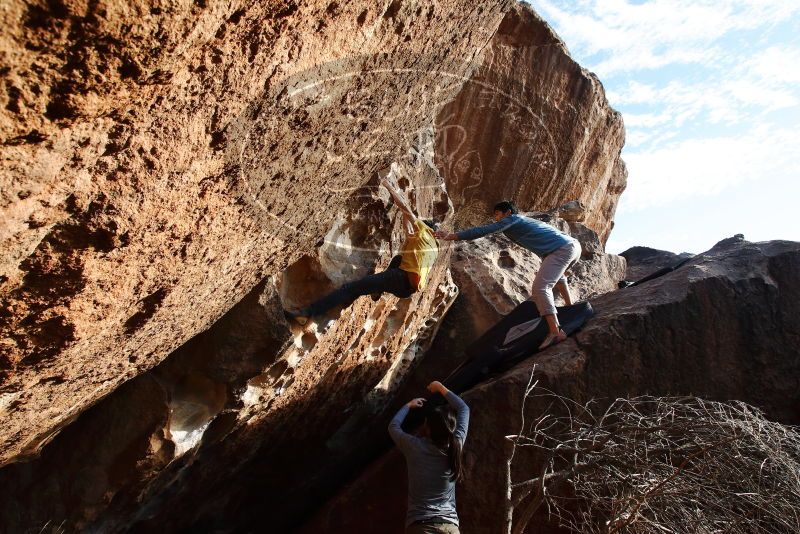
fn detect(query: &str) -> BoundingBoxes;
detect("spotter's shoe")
[538,329,567,350]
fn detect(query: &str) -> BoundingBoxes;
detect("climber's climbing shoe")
[283,309,309,326]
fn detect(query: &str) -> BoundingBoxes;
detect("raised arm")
[459,217,517,241]
[434,216,518,242]
[388,397,425,453]
[427,381,470,443]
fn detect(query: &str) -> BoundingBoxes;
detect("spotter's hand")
[427,381,448,395]
[407,398,426,409]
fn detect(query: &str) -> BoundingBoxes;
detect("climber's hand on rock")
[427,381,448,395]
[407,398,426,409]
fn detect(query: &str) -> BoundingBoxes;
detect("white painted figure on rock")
[435,200,581,349]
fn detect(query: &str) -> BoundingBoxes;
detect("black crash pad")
[402,301,593,431]
[443,301,594,394]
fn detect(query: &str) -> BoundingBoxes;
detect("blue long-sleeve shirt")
[456,213,572,257]
[388,391,470,527]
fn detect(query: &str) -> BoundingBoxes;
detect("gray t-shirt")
[388,391,470,526]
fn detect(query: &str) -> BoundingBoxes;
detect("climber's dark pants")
[302,255,415,317]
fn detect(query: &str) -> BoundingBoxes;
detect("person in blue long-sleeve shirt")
[388,381,470,533]
[435,200,581,349]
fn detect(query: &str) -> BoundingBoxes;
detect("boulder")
[0,0,512,468]
[0,0,628,531]
[620,245,694,282]
[435,3,626,243]
[0,0,625,475]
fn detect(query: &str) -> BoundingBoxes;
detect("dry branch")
[504,380,800,534]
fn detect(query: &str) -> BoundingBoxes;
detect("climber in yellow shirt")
[286,176,439,325]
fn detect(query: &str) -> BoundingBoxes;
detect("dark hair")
[422,219,439,231]
[426,406,464,482]
[493,201,517,214]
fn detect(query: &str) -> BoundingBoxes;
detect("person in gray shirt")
[388,380,470,533]
[435,200,581,349]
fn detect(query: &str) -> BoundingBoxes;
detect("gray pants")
[531,239,581,317]
[406,521,460,534]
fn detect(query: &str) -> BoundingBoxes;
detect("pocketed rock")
[0,0,629,530]
[0,94,461,534]
[0,0,514,466]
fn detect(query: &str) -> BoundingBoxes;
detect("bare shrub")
[505,372,800,534]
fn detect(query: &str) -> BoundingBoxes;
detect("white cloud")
[609,44,800,149]
[742,46,800,85]
[622,111,674,128]
[612,47,800,109]
[529,0,800,76]
[611,76,797,133]
[618,127,800,213]
[527,0,800,250]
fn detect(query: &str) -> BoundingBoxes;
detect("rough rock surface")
[0,0,626,469]
[435,3,626,243]
[621,245,694,281]
[0,0,516,466]
[303,237,800,533]
[0,112,462,533]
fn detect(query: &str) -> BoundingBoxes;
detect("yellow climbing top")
[400,219,439,290]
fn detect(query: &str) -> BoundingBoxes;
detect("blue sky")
[526,0,800,253]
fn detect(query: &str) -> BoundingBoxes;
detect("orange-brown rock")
[0,0,514,466]
[0,0,629,531]
[435,3,626,243]
[0,0,626,461]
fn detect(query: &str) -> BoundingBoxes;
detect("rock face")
[0,0,513,466]
[302,237,800,533]
[0,0,624,468]
[435,3,626,243]
[620,245,694,281]
[0,259,459,532]
[0,0,629,531]
[0,114,461,533]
